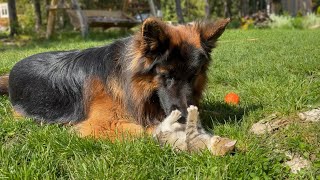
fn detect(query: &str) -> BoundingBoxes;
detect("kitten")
[154,105,237,156]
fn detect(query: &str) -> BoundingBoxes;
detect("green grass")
[1,29,320,179]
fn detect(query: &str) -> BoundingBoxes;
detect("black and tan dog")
[0,18,230,140]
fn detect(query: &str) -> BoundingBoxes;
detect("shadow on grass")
[0,29,133,52]
[199,101,263,129]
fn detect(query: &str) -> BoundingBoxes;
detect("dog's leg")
[73,85,149,141]
[73,117,146,141]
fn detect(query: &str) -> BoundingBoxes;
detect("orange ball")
[224,92,240,105]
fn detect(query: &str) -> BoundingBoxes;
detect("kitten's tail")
[0,74,9,95]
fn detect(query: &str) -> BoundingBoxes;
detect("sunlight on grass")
[0,30,319,179]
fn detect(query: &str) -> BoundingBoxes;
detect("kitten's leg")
[161,110,182,131]
[185,106,200,146]
[185,105,211,152]
[153,110,182,136]
[166,110,182,125]
[186,105,199,130]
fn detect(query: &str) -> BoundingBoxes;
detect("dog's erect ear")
[198,18,230,50]
[141,18,168,52]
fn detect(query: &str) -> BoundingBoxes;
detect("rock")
[250,121,272,135]
[285,156,311,174]
[250,113,290,135]
[298,107,320,122]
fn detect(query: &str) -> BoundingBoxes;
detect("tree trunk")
[266,0,271,15]
[175,0,184,23]
[204,0,210,19]
[240,0,249,16]
[45,0,50,18]
[148,0,157,17]
[33,0,42,33]
[46,0,58,39]
[71,0,88,38]
[8,0,19,37]
[224,0,232,18]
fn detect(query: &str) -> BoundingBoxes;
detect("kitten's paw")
[187,105,199,120]
[169,110,182,122]
[187,105,198,112]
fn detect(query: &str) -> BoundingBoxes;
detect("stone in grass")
[298,107,320,122]
[284,154,311,174]
[250,113,290,135]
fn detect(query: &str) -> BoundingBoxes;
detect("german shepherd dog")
[0,18,230,140]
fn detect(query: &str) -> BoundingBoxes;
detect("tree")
[240,0,249,16]
[204,0,210,18]
[224,0,232,17]
[8,0,19,37]
[175,0,184,23]
[33,0,42,32]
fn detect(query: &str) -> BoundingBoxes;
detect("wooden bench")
[67,10,140,29]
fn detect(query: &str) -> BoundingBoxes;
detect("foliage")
[160,0,206,22]
[268,14,293,29]
[302,13,320,29]
[268,14,320,29]
[228,18,241,29]
[17,3,36,34]
[240,17,255,30]
[0,29,320,178]
[160,0,177,22]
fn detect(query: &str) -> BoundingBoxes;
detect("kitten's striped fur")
[154,106,237,156]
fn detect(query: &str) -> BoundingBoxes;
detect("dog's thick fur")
[1,18,230,140]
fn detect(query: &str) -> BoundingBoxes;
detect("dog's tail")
[0,74,9,95]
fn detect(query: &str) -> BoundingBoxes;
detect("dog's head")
[134,18,230,120]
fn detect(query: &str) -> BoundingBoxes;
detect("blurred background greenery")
[0,0,319,39]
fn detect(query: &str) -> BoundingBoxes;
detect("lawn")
[0,29,319,179]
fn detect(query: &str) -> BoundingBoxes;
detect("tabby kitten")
[154,105,237,156]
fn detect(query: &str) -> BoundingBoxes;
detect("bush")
[268,14,320,29]
[268,14,293,29]
[302,13,320,29]
[228,18,241,29]
[241,17,255,30]
[291,17,303,29]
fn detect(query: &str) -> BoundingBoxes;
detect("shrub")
[268,14,320,29]
[241,17,255,30]
[302,13,320,29]
[291,17,303,29]
[268,14,293,29]
[228,18,241,29]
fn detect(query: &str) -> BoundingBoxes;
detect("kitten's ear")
[224,140,237,148]
[198,18,230,50]
[141,17,168,52]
